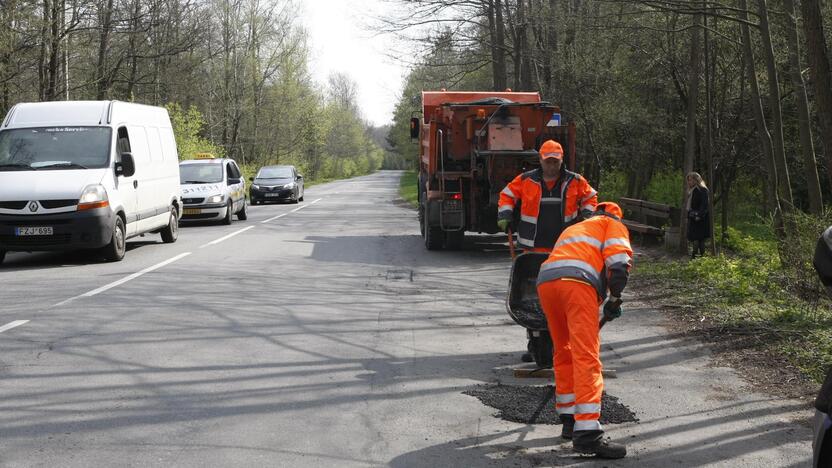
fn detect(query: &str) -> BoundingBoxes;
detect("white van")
[0,101,182,265]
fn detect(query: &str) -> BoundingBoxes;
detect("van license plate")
[183,208,202,215]
[16,226,53,236]
[265,194,280,197]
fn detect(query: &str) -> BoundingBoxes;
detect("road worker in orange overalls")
[536,201,633,459]
[498,139,598,362]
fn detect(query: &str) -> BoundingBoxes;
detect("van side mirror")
[296,174,303,181]
[410,117,420,139]
[227,178,241,185]
[249,176,254,181]
[116,153,135,177]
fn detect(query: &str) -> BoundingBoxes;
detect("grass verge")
[399,170,418,208]
[633,225,832,390]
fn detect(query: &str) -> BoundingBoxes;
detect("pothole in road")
[463,384,638,425]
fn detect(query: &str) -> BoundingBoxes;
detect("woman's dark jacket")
[687,186,710,241]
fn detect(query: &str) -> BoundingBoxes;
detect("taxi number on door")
[16,226,53,236]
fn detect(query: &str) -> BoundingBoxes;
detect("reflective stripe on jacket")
[498,168,598,249]
[536,214,633,299]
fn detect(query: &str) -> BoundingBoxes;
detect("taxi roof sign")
[194,153,216,160]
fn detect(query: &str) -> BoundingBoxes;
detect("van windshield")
[0,127,112,171]
[180,163,223,184]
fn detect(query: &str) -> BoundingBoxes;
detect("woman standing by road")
[686,172,710,258]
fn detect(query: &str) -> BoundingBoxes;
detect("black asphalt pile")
[463,384,638,425]
[509,299,548,329]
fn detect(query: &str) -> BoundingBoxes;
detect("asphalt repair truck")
[411,90,576,250]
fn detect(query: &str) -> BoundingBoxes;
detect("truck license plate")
[183,208,202,215]
[16,226,53,236]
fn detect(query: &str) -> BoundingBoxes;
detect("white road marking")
[261,212,289,224]
[260,198,321,224]
[53,252,192,307]
[199,226,255,248]
[0,320,29,334]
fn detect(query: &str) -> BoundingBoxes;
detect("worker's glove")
[497,219,510,233]
[603,297,623,321]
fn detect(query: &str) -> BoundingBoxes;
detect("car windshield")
[257,167,293,179]
[180,163,223,184]
[0,127,112,171]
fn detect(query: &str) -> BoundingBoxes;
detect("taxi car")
[179,154,247,224]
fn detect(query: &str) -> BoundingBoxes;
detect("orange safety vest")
[498,168,597,250]
[536,211,633,299]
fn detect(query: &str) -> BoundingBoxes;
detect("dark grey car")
[249,165,304,204]
[814,374,832,467]
[813,227,832,467]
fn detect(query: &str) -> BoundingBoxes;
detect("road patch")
[463,384,638,425]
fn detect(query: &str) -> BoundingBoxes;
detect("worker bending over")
[536,201,633,459]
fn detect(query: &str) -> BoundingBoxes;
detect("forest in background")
[382,0,832,382]
[0,0,384,181]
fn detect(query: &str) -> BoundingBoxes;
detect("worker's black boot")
[559,415,574,440]
[573,430,626,459]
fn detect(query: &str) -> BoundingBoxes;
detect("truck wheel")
[237,200,248,220]
[223,201,233,225]
[160,206,179,243]
[425,225,444,250]
[103,216,126,262]
[530,334,554,368]
[418,190,426,236]
[445,230,464,250]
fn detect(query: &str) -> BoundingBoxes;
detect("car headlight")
[207,194,224,204]
[77,184,109,211]
[285,182,296,189]
[251,184,260,190]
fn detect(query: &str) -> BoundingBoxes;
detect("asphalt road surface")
[0,171,813,467]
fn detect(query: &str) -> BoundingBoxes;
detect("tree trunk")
[679,11,701,254]
[756,0,793,209]
[488,0,507,90]
[703,7,716,253]
[96,0,114,99]
[784,0,822,214]
[801,0,832,191]
[740,0,783,235]
[39,0,50,100]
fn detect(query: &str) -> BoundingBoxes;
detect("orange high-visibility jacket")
[536,210,633,300]
[498,168,597,250]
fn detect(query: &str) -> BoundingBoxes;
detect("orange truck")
[410,90,576,250]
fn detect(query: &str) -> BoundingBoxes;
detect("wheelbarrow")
[505,251,553,368]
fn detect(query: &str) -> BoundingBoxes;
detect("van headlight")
[251,184,260,190]
[77,184,109,211]
[207,194,224,204]
[285,182,296,189]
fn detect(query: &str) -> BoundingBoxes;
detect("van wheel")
[103,216,126,262]
[299,193,304,202]
[237,200,248,220]
[160,206,178,243]
[223,201,233,225]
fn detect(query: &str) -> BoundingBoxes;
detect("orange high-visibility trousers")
[537,278,603,432]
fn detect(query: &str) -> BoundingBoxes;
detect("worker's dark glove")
[603,297,623,321]
[497,219,510,233]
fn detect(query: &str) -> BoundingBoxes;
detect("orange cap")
[539,140,564,160]
[595,201,623,219]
